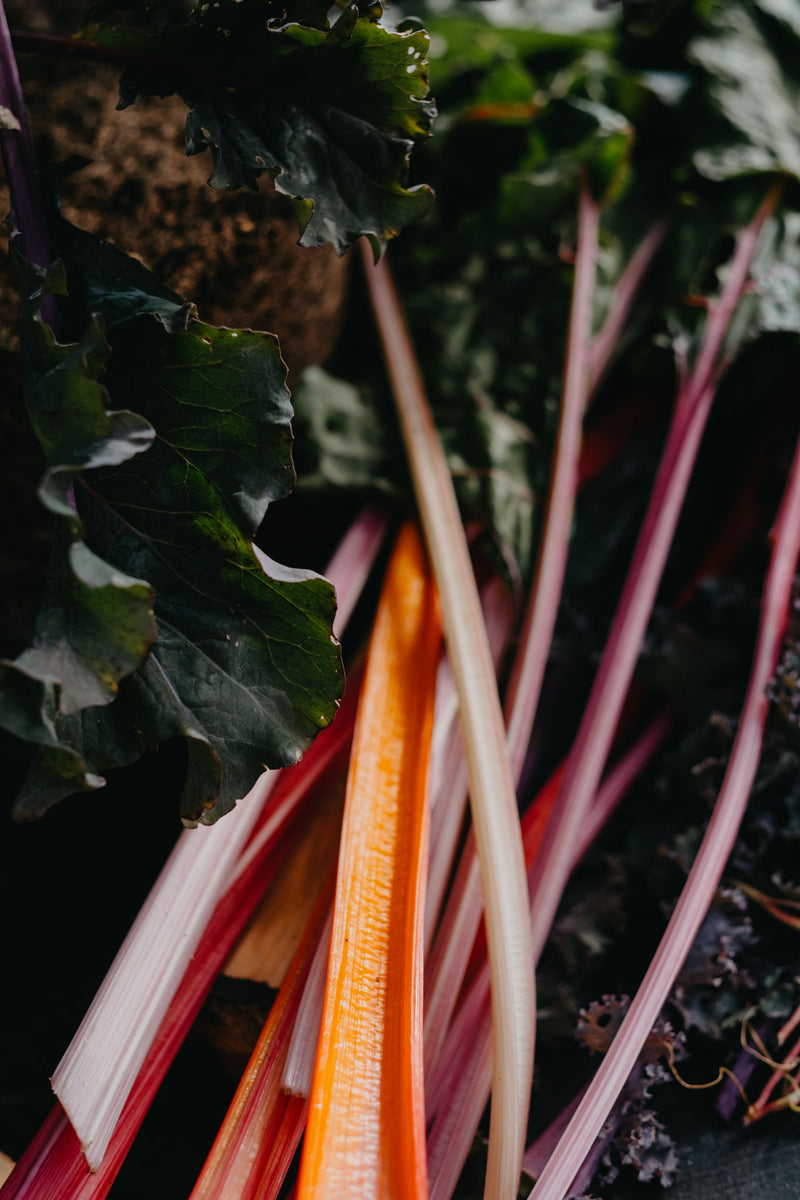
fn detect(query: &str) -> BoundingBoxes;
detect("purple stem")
[0,3,52,295]
[716,1039,761,1123]
[507,207,667,784]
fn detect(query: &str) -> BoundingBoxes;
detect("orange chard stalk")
[297,520,440,1200]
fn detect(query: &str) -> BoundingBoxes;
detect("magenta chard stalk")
[504,183,600,782]
[531,334,800,1200]
[526,183,782,969]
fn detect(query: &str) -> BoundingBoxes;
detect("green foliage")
[688,1,800,183]
[1,224,343,824]
[80,0,436,253]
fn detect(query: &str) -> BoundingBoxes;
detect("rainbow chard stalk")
[502,188,664,782]
[188,878,336,1200]
[297,522,439,1199]
[504,181,600,783]
[526,182,782,970]
[530,314,800,1200]
[362,246,535,1200]
[0,510,384,1196]
[0,712,354,1200]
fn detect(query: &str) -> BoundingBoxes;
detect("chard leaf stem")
[526,183,781,971]
[530,368,800,1200]
[362,242,535,1200]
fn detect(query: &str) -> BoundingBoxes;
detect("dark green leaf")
[292,366,399,494]
[421,10,614,95]
[14,532,156,714]
[499,95,632,221]
[4,224,343,823]
[80,0,435,253]
[0,665,107,819]
[0,240,158,752]
[688,1,800,183]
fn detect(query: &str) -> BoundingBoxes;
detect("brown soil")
[0,42,350,369]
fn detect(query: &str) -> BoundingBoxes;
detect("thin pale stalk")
[362,244,534,1200]
[588,220,667,395]
[527,186,779,968]
[425,716,673,1196]
[426,576,513,952]
[297,522,439,1200]
[529,420,800,1200]
[282,907,333,1098]
[505,185,599,783]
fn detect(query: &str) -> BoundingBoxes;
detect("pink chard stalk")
[531,290,800,1200]
[527,182,783,967]
[527,181,787,1197]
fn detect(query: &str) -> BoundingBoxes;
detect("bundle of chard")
[2,0,800,1198]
